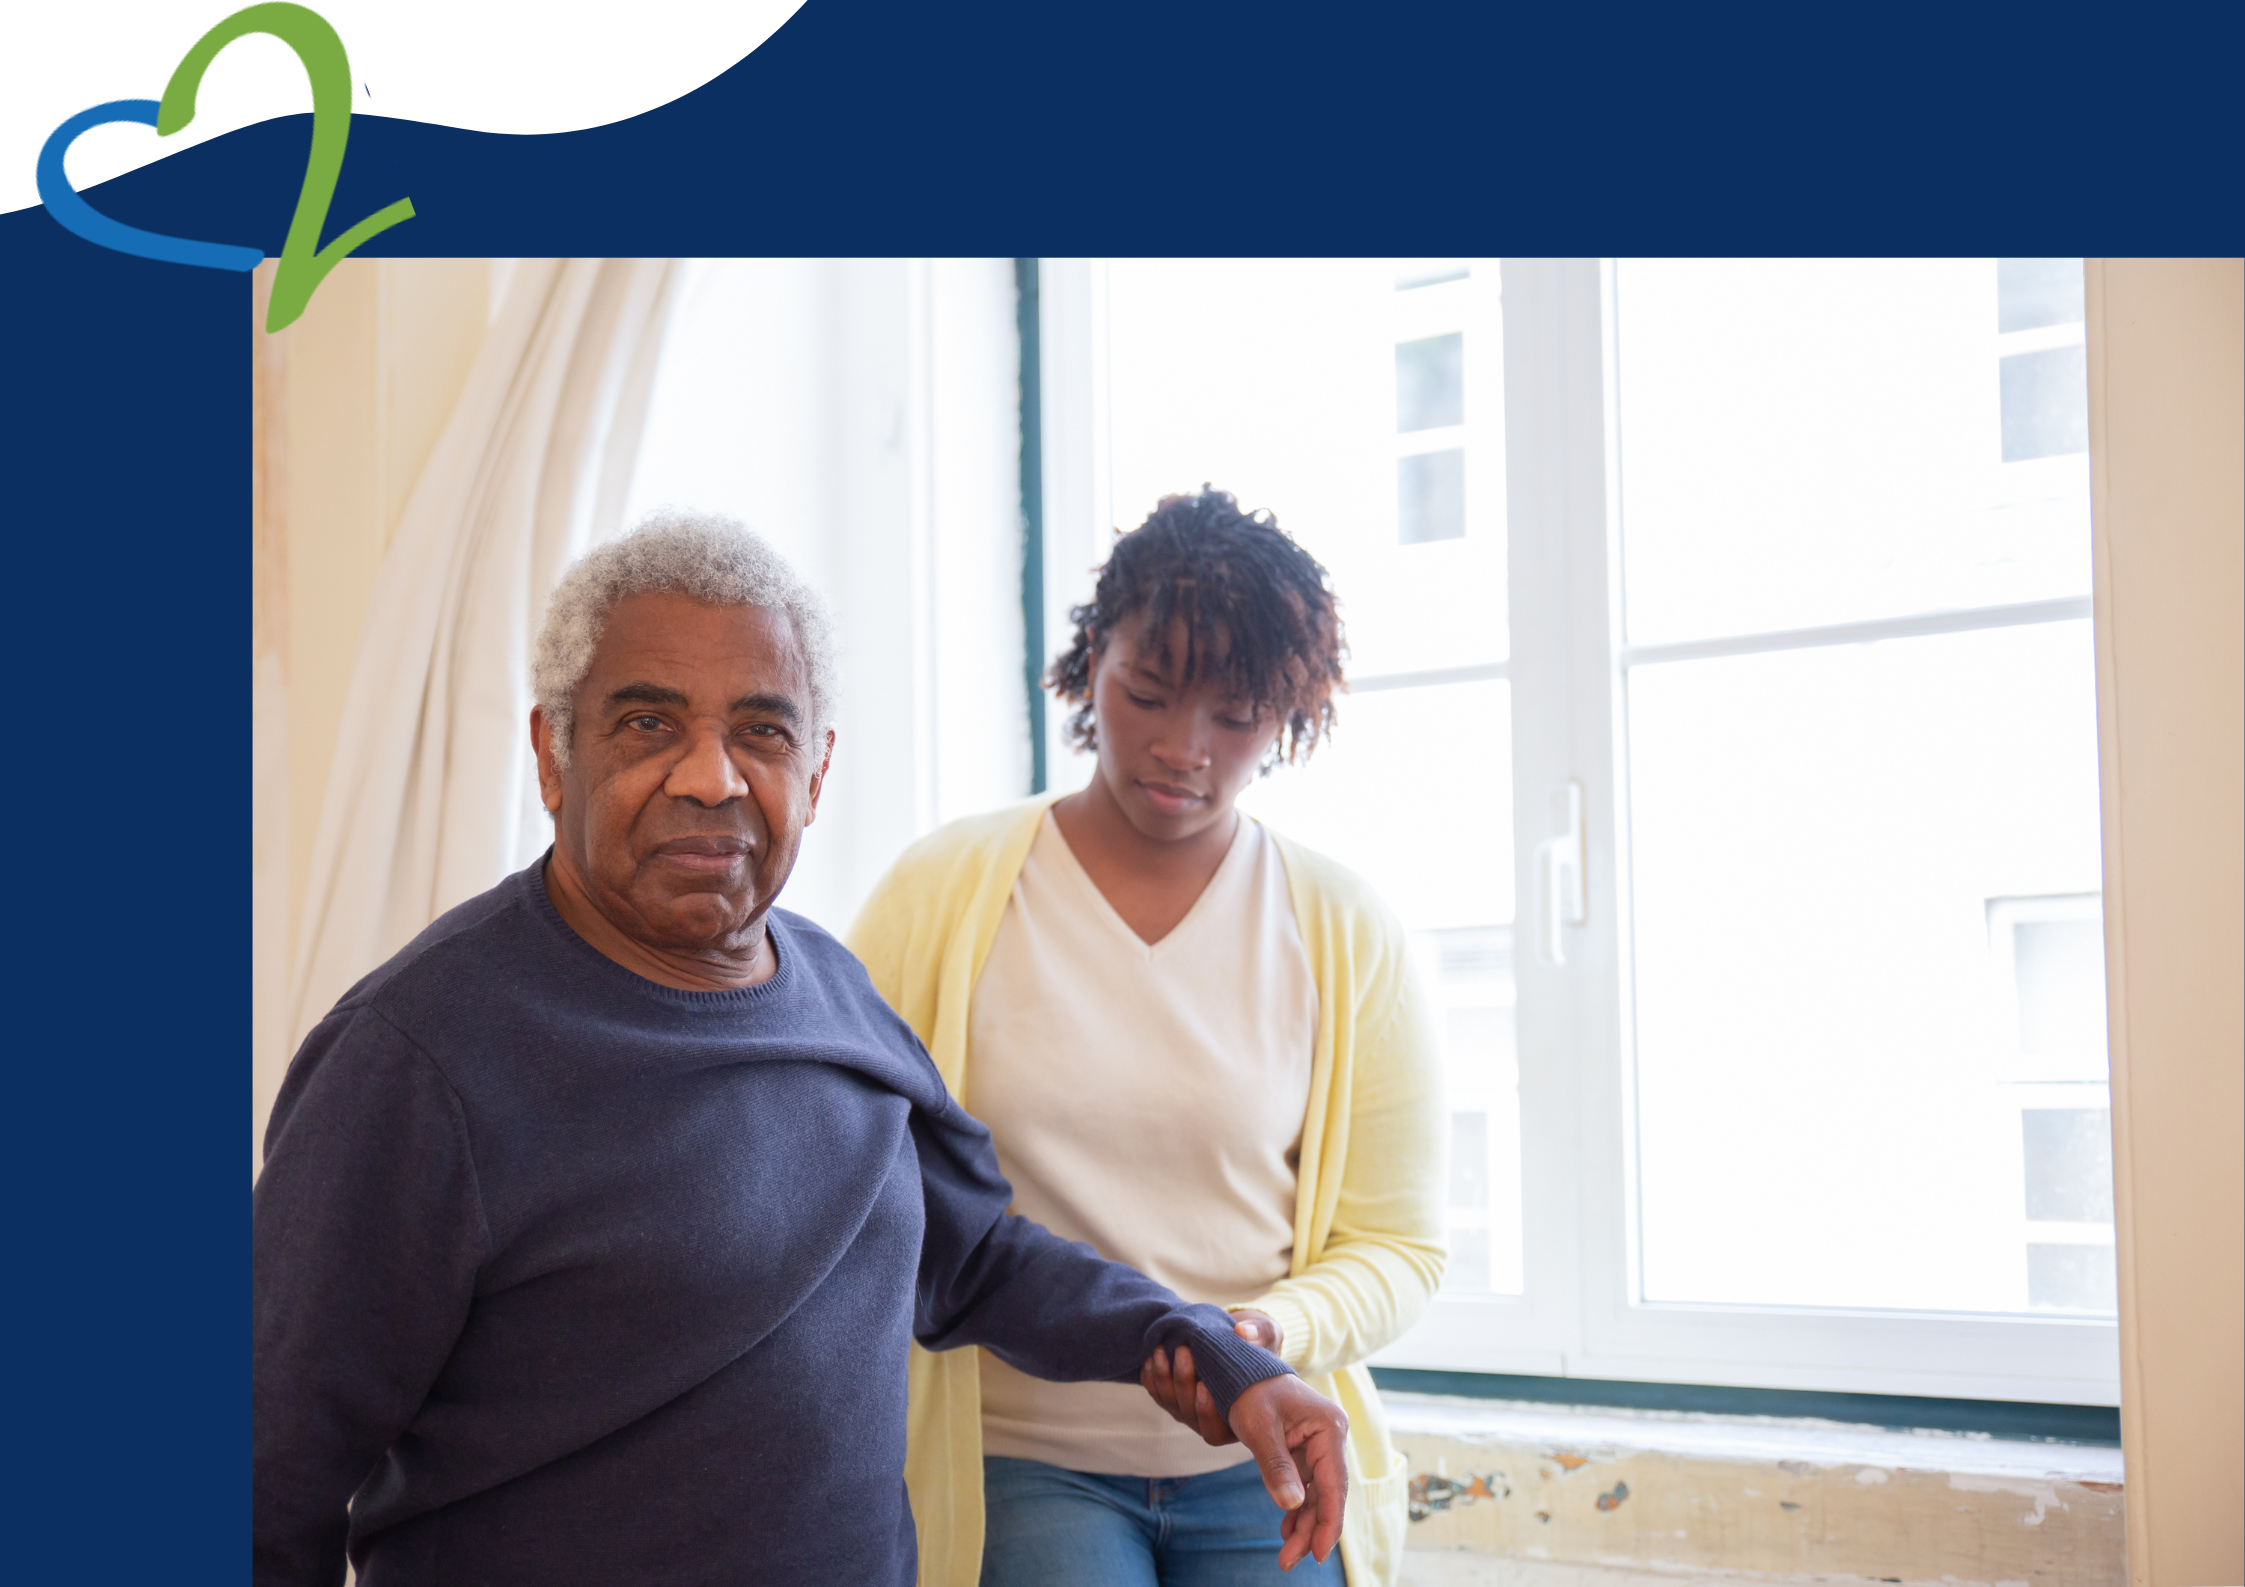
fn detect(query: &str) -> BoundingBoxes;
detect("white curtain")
[288,259,680,1047]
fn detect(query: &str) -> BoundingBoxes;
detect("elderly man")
[254,512,1349,1586]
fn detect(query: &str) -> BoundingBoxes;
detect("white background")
[3,1,802,216]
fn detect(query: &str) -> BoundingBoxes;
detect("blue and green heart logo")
[37,3,415,331]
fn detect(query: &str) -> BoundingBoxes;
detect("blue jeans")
[980,1455,1347,1587]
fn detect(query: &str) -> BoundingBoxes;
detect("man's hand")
[1139,1347,1348,1570]
[1143,1343,1235,1444]
[1140,1310,1284,1441]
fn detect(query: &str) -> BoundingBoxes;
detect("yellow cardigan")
[846,793,1448,1587]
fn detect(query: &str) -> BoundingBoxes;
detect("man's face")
[1089,619,1281,843]
[533,592,831,955]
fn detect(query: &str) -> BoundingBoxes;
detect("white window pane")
[2000,345,2090,462]
[2027,1242,2118,1313]
[1106,259,1507,677]
[2021,1109,2114,1223]
[1396,334,1465,432]
[1997,257,2085,332]
[1625,622,2110,1314]
[1397,449,1467,544]
[1239,680,1520,1294]
[1242,680,1515,928]
[1614,258,2092,646]
[2004,905,2109,1078]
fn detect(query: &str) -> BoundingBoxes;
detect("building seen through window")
[1614,258,2107,1319]
[1998,257,2091,463]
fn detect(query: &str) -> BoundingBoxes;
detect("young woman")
[850,489,1446,1587]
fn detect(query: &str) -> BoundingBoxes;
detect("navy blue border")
[13,0,2240,262]
[1,0,2230,1575]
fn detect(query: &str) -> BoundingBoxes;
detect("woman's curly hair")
[1047,487,1346,768]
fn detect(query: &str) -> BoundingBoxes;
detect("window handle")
[1536,781,1586,965]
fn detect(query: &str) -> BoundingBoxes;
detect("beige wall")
[250,257,497,1171]
[2085,257,2245,1587]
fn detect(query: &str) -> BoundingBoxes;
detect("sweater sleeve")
[1237,918,1450,1380]
[253,1007,489,1587]
[908,1091,1291,1416]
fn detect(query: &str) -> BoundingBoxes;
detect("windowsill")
[1369,1367,2121,1445]
[1382,1390,2123,1586]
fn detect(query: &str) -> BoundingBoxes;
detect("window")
[1991,892,2116,1314]
[1037,258,2117,1405]
[1612,259,2108,1334]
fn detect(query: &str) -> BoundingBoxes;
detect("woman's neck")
[1051,776,1240,946]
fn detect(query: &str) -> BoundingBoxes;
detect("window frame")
[1036,255,2122,1406]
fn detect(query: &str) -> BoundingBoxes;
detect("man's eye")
[627,714,666,731]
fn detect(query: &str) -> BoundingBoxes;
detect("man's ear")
[802,728,836,827]
[531,706,565,814]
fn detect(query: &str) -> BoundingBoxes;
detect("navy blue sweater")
[254,861,1289,1586]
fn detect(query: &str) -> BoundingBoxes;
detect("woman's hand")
[1137,1310,1284,1446]
[1230,1308,1283,1355]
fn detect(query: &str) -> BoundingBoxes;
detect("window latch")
[1536,780,1586,966]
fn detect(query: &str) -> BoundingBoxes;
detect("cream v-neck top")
[968,809,1318,1476]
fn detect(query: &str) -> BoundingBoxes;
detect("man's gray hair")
[534,509,838,767]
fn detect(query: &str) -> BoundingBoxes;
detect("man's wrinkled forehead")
[582,597,813,709]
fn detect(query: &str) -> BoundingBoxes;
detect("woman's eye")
[1124,692,1162,710]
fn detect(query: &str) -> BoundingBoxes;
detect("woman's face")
[1087,618,1284,843]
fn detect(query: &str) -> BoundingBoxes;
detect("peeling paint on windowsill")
[1385,1391,2124,1587]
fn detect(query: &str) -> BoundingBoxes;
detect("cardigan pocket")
[1345,1440,1412,1587]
